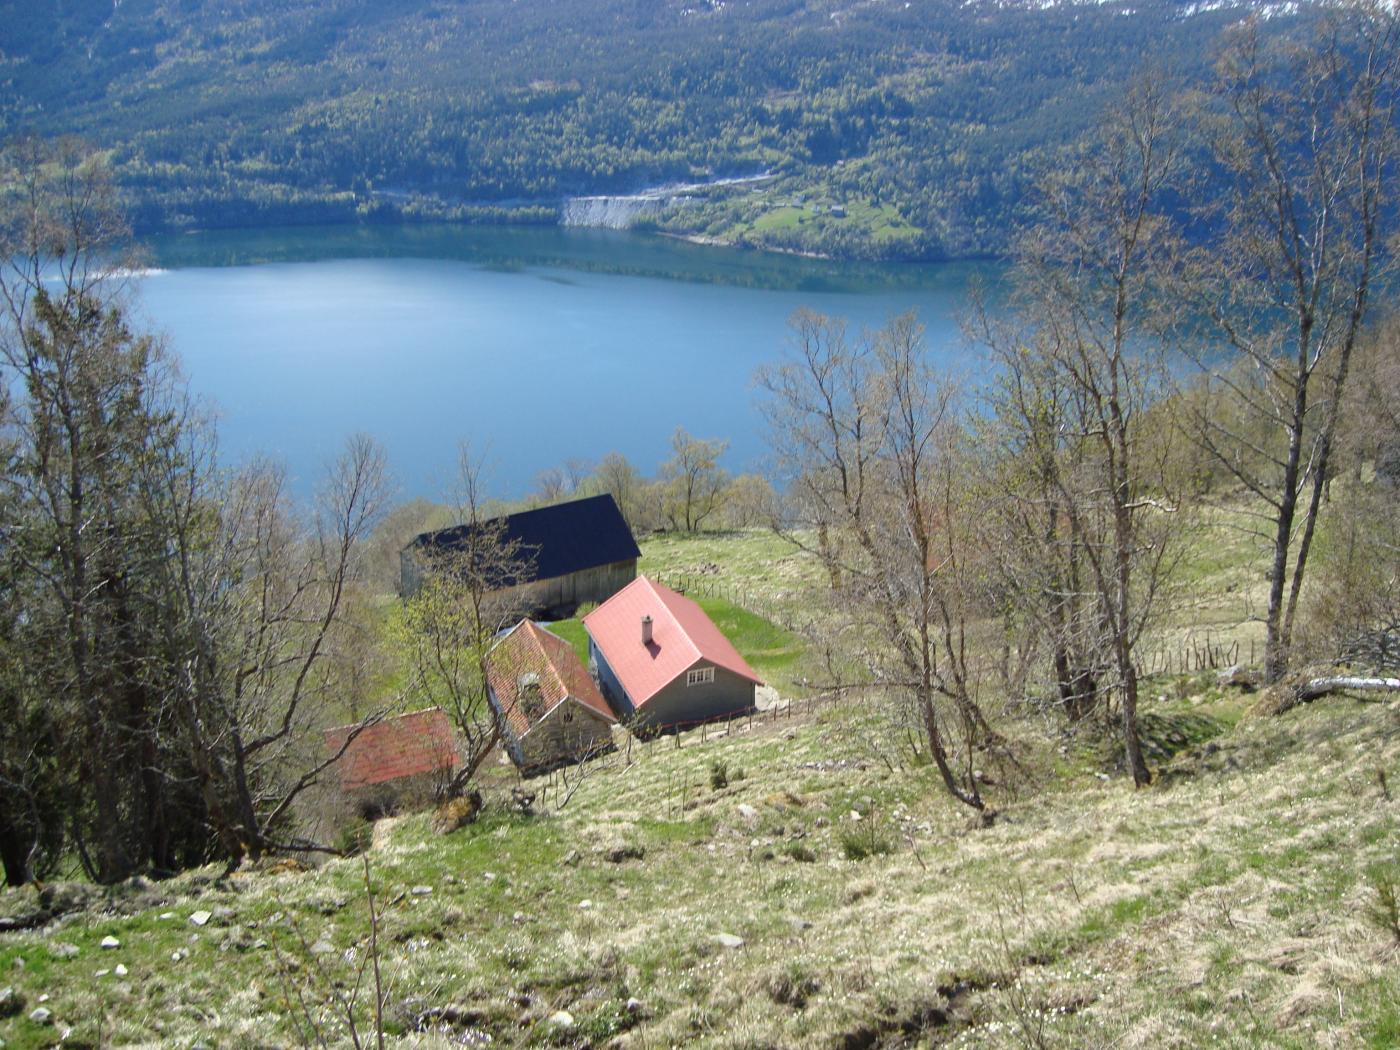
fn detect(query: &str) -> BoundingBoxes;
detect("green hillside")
[1,679,1396,1047]
[0,0,1293,258]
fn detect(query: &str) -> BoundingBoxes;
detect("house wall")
[635,665,756,731]
[401,555,636,618]
[590,639,636,720]
[519,704,615,775]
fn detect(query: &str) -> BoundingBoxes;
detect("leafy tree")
[660,427,729,532]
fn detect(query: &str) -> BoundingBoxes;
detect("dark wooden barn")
[400,493,640,618]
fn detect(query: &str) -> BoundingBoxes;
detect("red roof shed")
[324,708,460,791]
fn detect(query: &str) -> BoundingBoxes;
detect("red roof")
[485,620,615,739]
[324,708,459,791]
[582,576,762,708]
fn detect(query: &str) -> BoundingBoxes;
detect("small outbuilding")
[584,576,763,731]
[485,620,617,774]
[324,708,460,815]
[400,494,640,618]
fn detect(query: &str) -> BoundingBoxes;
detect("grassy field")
[4,516,1397,1048]
[2,684,1397,1048]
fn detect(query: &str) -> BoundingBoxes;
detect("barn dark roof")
[408,494,640,586]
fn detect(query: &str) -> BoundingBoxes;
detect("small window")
[687,666,715,687]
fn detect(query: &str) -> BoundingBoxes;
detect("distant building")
[400,494,640,618]
[324,708,459,815]
[485,620,616,774]
[584,576,762,731]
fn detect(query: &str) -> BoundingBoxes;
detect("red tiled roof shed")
[324,708,460,791]
[485,620,615,738]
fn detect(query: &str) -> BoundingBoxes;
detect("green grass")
[4,691,1399,1047]
[542,616,591,665]
[8,502,1400,1048]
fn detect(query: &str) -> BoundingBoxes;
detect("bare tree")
[588,451,647,530]
[759,309,1003,815]
[1185,4,1398,682]
[152,435,393,868]
[396,448,536,794]
[980,77,1190,785]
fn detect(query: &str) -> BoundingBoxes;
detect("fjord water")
[137,224,995,497]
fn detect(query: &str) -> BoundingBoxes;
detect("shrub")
[709,760,729,790]
[1366,862,1400,943]
[839,822,893,861]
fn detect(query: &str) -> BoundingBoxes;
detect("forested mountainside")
[0,0,1303,258]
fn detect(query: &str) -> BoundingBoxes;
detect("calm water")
[135,224,998,499]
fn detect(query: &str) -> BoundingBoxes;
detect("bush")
[1366,861,1400,943]
[839,819,893,861]
[709,760,729,791]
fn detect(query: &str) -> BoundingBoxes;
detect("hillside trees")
[0,138,210,881]
[1185,3,1398,682]
[979,80,1190,786]
[0,139,394,880]
[759,310,1002,814]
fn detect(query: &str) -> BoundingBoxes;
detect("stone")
[310,939,336,955]
[787,917,813,932]
[1217,665,1261,691]
[100,936,121,950]
[547,1010,575,1029]
[512,911,526,924]
[715,933,745,949]
[49,943,79,959]
[603,843,645,863]
[626,997,643,1014]
[10,957,21,970]
[114,964,128,977]
[189,911,212,927]
[96,969,110,978]
[562,849,580,866]
[411,885,433,896]
[736,803,760,825]
[433,791,482,835]
[29,1006,52,1025]
[0,986,22,1018]
[160,912,175,920]
[578,899,593,910]
[212,906,236,922]
[483,872,496,881]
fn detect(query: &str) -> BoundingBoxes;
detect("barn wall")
[634,665,756,731]
[407,557,637,613]
[520,704,615,773]
[502,559,637,618]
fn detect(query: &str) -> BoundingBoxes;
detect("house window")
[687,666,715,687]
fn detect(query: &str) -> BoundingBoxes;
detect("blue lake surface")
[135,224,998,499]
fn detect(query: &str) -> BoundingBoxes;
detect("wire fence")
[651,572,802,632]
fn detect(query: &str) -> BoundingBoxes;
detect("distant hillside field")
[0,0,1306,258]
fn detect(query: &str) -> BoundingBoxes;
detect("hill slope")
[2,684,1396,1047]
[0,0,1300,258]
